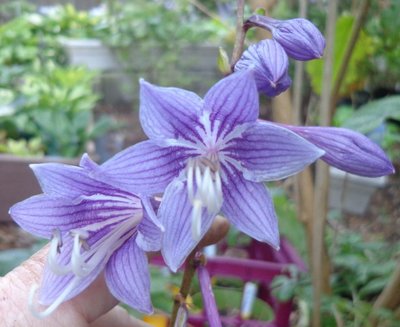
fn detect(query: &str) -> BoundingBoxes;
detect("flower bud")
[284,125,395,177]
[217,47,231,75]
[235,39,291,97]
[246,15,326,61]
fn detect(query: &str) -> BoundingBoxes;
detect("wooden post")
[311,1,338,326]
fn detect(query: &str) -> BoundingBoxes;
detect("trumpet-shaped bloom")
[93,70,324,271]
[235,39,291,97]
[282,124,395,177]
[246,15,325,61]
[9,155,162,317]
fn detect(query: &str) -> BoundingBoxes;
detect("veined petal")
[105,238,153,314]
[221,170,279,249]
[136,202,163,252]
[203,69,259,137]
[285,125,395,177]
[159,179,215,272]
[79,153,99,172]
[235,39,291,97]
[223,121,324,182]
[139,79,203,142]
[30,162,115,199]
[96,140,189,195]
[9,193,141,239]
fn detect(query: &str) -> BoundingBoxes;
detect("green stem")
[168,251,205,327]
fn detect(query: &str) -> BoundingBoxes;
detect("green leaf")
[342,96,400,133]
[271,275,297,302]
[358,278,388,298]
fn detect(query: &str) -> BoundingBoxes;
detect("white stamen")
[191,199,203,241]
[29,278,80,318]
[215,170,222,199]
[48,235,70,275]
[187,161,194,202]
[200,166,212,202]
[195,166,202,192]
[71,232,87,277]
[71,219,137,279]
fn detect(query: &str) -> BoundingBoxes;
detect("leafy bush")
[0,5,113,158]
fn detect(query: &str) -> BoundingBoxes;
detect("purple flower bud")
[284,125,395,177]
[246,15,326,61]
[235,39,292,97]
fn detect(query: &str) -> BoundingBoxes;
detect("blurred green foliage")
[306,14,375,97]
[364,1,400,90]
[103,0,229,48]
[0,4,113,157]
[271,226,400,326]
[334,96,400,161]
[0,2,230,157]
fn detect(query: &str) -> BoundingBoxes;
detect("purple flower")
[246,15,326,61]
[235,39,292,97]
[282,124,395,177]
[9,154,162,317]
[93,70,324,271]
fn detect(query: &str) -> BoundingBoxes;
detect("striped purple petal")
[235,39,292,97]
[136,207,163,252]
[105,238,153,314]
[203,69,259,137]
[9,193,141,239]
[79,153,99,171]
[159,179,215,272]
[30,162,116,199]
[223,121,324,182]
[96,140,190,196]
[221,169,279,249]
[285,125,395,177]
[140,79,204,142]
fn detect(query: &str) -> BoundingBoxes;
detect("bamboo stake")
[311,1,338,326]
[292,0,308,125]
[230,0,246,69]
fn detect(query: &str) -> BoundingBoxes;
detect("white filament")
[48,231,70,275]
[69,218,136,278]
[29,278,80,318]
[191,199,203,241]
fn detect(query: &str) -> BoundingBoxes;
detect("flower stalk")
[169,251,205,327]
[230,0,247,70]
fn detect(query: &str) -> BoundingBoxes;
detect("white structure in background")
[329,167,388,215]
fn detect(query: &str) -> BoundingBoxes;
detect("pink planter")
[151,237,305,327]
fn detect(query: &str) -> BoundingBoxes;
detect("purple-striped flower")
[9,154,162,317]
[282,124,395,177]
[235,39,291,97]
[93,70,324,271]
[246,15,325,61]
